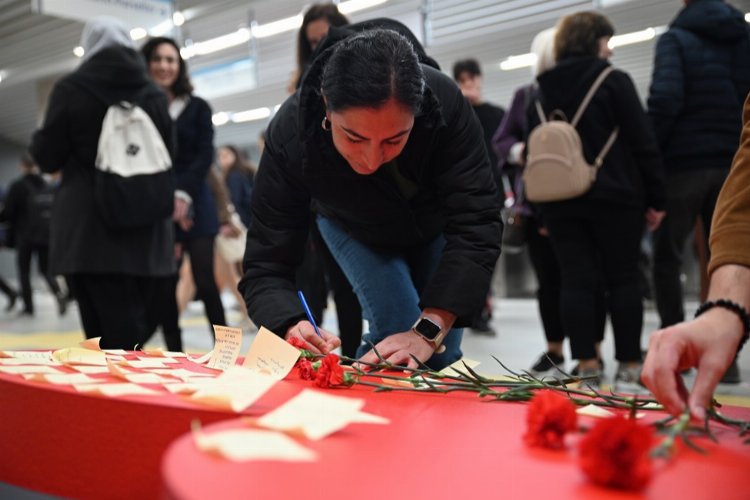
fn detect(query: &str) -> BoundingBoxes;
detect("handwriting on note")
[208,325,243,371]
[242,327,300,380]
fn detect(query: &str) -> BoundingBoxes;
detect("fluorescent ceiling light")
[173,11,185,27]
[73,46,85,58]
[182,28,251,59]
[130,27,148,40]
[212,112,230,126]
[608,26,666,49]
[251,14,303,38]
[232,107,271,123]
[500,53,537,71]
[338,0,388,14]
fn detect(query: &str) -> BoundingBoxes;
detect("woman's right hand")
[285,320,341,355]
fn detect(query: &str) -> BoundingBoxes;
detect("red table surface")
[0,353,299,499]
[162,375,750,500]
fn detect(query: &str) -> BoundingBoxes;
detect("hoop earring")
[321,116,331,131]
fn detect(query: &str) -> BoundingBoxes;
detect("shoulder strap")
[571,66,614,127]
[534,100,547,124]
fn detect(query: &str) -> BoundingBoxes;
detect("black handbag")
[500,174,527,254]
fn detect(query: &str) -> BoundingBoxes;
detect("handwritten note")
[0,351,58,363]
[242,327,300,379]
[25,373,97,385]
[256,389,387,440]
[439,358,481,377]
[51,348,107,366]
[193,427,316,462]
[207,325,243,371]
[189,367,277,412]
[74,383,161,397]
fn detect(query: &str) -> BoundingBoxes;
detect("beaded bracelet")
[694,299,750,352]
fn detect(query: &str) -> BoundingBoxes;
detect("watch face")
[414,317,441,340]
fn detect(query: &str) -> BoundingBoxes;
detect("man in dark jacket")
[647,0,750,382]
[0,154,64,316]
[29,16,175,349]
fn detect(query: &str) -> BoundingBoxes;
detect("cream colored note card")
[0,351,58,363]
[242,327,300,380]
[142,347,187,357]
[257,389,386,440]
[439,358,481,377]
[188,351,213,365]
[350,411,390,424]
[102,349,129,355]
[107,362,171,384]
[74,383,161,397]
[119,359,168,369]
[189,367,277,412]
[194,428,316,462]
[207,325,243,371]
[79,337,101,351]
[25,373,97,385]
[0,357,61,366]
[0,365,61,375]
[576,404,645,419]
[52,348,107,366]
[151,368,216,381]
[71,366,111,374]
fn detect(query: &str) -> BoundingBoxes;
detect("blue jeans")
[317,216,463,370]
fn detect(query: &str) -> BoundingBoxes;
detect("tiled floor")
[2,286,749,403]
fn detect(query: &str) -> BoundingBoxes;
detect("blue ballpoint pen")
[297,290,323,337]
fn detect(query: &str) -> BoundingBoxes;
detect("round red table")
[161,378,750,500]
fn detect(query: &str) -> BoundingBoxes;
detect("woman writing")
[240,24,502,370]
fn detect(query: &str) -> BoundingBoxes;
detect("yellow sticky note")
[25,372,97,385]
[257,389,369,440]
[51,348,107,366]
[242,327,300,380]
[208,325,243,371]
[0,351,58,364]
[79,337,102,351]
[189,367,277,412]
[0,365,61,375]
[194,428,316,462]
[439,358,481,377]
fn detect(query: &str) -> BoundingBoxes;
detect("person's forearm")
[705,264,750,343]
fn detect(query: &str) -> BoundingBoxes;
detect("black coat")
[0,173,46,247]
[533,57,665,211]
[240,26,503,335]
[647,0,750,172]
[29,46,175,276]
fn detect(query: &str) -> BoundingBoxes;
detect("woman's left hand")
[357,331,435,369]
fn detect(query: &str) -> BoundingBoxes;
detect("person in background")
[215,145,254,326]
[290,3,364,358]
[528,12,665,390]
[0,154,65,316]
[240,23,502,370]
[141,36,227,343]
[29,16,174,348]
[647,0,750,384]
[288,3,350,93]
[452,58,505,337]
[494,28,608,377]
[642,92,750,420]
[0,184,19,312]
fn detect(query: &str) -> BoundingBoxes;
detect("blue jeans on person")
[316,216,463,370]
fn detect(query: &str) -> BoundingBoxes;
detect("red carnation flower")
[579,415,654,490]
[298,359,315,380]
[287,337,306,349]
[314,353,345,388]
[523,390,578,449]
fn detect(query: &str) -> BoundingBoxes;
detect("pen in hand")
[297,290,323,338]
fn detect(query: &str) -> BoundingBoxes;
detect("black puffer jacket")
[30,46,175,277]
[647,0,750,172]
[240,22,503,335]
[533,57,665,211]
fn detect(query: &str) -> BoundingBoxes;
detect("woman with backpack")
[526,12,666,390]
[239,23,502,370]
[29,17,174,348]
